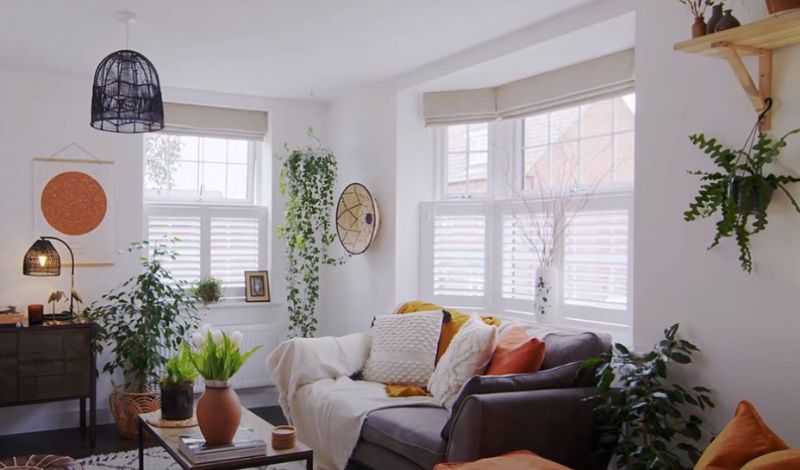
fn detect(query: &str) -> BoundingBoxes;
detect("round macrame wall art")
[336,183,380,255]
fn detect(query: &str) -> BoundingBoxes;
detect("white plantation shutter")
[210,217,260,288]
[433,214,486,297]
[147,215,202,283]
[564,209,629,310]
[501,214,538,301]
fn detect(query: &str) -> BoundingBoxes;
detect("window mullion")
[201,207,211,279]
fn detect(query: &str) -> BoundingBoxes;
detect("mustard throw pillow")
[696,401,789,470]
[742,450,800,470]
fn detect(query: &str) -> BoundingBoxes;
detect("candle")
[28,304,44,325]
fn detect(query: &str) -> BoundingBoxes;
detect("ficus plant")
[277,130,347,338]
[685,126,800,272]
[85,240,200,392]
[582,324,715,469]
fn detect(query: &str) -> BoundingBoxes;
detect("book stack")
[178,428,267,464]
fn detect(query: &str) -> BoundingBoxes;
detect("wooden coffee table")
[137,408,313,470]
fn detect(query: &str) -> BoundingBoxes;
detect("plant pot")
[534,265,559,323]
[728,176,775,213]
[714,9,741,32]
[110,383,160,439]
[691,16,707,38]
[766,0,800,14]
[197,291,220,305]
[196,380,241,445]
[160,383,195,421]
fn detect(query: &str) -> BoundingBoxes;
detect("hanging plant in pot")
[84,240,200,438]
[684,104,800,272]
[188,325,261,445]
[159,344,197,421]
[277,129,348,338]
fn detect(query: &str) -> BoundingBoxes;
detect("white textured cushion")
[362,310,443,387]
[428,313,498,409]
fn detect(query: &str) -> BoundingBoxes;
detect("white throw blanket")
[267,334,440,470]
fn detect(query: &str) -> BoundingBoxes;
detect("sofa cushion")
[540,332,610,370]
[434,450,571,470]
[361,406,450,469]
[440,361,584,440]
[486,325,546,375]
[363,311,443,387]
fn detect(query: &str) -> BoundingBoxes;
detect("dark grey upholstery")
[360,407,449,470]
[541,331,612,386]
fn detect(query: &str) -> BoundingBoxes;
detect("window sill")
[200,300,283,310]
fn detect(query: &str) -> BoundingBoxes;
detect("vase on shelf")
[766,0,800,14]
[534,265,559,324]
[715,9,741,32]
[195,380,241,445]
[691,16,707,38]
[707,4,724,34]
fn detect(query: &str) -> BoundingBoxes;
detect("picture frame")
[245,271,271,302]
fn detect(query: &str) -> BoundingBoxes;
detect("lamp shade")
[91,49,164,133]
[23,239,61,276]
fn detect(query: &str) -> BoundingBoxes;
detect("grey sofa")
[347,330,612,470]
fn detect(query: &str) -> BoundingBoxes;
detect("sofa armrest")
[445,387,606,470]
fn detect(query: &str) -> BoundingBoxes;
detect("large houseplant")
[685,125,800,272]
[277,131,347,337]
[85,240,199,438]
[582,324,715,469]
[189,324,261,445]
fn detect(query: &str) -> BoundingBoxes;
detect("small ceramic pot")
[160,382,194,421]
[196,380,241,445]
[692,16,707,38]
[715,9,741,32]
[707,4,724,33]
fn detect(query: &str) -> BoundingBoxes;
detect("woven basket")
[109,382,160,439]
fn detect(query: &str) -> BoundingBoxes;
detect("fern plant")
[685,128,800,272]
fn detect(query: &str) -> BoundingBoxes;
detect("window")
[144,130,266,298]
[443,123,490,197]
[423,90,634,334]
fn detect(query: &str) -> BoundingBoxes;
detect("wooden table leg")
[307,453,313,470]
[79,398,86,434]
[138,417,144,470]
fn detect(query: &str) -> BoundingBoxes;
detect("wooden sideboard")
[0,322,96,446]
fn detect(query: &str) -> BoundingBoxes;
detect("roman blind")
[210,216,260,288]
[433,214,486,297]
[163,102,268,140]
[147,215,202,283]
[563,209,629,310]
[422,49,634,126]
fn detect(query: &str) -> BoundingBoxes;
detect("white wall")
[0,68,328,435]
[635,2,800,443]
[317,85,399,337]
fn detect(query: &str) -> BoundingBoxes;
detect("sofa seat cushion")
[361,406,450,469]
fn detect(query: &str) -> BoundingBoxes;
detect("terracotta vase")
[715,9,741,32]
[692,15,707,38]
[766,0,800,14]
[195,380,241,445]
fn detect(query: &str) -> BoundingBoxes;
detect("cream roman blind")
[163,102,268,140]
[422,49,634,126]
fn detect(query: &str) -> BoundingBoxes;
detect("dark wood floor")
[0,406,287,460]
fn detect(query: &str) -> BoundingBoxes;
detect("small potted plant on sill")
[188,324,262,445]
[84,240,200,438]
[160,343,197,421]
[191,277,223,306]
[684,123,800,272]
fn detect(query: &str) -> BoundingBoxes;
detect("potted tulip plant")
[159,344,197,421]
[189,324,262,445]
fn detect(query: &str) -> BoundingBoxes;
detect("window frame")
[435,123,495,200]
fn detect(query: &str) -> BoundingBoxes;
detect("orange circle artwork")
[41,171,107,236]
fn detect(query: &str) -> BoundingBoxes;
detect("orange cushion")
[434,450,571,470]
[696,401,789,470]
[485,325,546,375]
[742,450,800,469]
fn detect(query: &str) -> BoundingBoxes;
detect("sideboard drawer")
[17,329,90,400]
[0,334,18,404]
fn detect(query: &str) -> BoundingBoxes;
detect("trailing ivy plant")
[685,127,800,272]
[582,324,715,469]
[277,130,347,338]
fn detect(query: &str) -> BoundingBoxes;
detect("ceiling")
[0,0,595,99]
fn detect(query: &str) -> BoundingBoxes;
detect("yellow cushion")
[742,450,800,469]
[696,401,788,470]
[385,384,432,398]
[395,301,501,362]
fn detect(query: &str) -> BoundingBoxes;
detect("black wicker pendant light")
[91,13,164,133]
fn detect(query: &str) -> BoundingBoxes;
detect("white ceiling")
[0,0,595,99]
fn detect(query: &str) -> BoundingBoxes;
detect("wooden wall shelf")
[674,10,800,131]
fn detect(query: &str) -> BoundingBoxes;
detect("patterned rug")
[77,447,305,470]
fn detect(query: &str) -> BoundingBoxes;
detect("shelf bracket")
[714,42,772,131]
